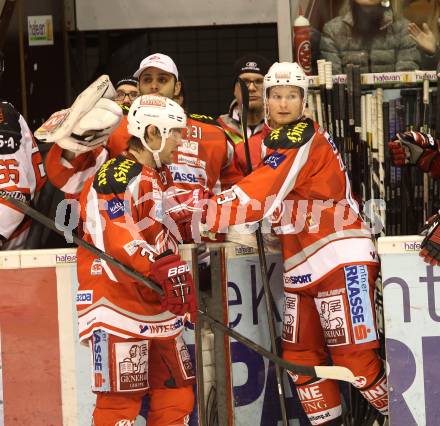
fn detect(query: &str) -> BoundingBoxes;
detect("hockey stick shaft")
[1,192,357,383]
[238,78,289,425]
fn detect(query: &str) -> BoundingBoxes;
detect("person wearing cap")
[134,53,181,102]
[44,52,240,219]
[114,76,139,114]
[217,53,271,145]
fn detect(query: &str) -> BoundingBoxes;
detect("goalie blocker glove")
[150,250,197,318]
[54,98,122,153]
[388,131,440,175]
[420,211,440,266]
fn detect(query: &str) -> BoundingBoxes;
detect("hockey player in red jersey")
[43,53,239,203]
[174,62,388,425]
[0,54,46,249]
[77,94,196,426]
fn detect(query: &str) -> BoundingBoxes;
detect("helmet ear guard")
[127,95,187,168]
[263,62,309,128]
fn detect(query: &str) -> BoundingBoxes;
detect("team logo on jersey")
[344,265,377,344]
[106,197,126,219]
[315,294,350,346]
[263,152,286,169]
[90,258,103,275]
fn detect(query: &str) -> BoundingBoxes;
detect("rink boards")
[0,241,437,425]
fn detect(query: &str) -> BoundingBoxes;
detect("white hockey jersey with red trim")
[0,102,46,249]
[206,118,379,290]
[76,154,187,342]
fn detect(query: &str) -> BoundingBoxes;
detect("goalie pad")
[55,98,122,153]
[34,75,119,152]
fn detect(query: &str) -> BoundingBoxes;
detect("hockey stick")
[422,77,430,222]
[0,192,358,383]
[238,78,289,425]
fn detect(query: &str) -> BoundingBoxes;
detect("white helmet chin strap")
[140,128,168,168]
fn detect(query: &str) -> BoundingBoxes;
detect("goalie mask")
[263,62,308,127]
[127,94,187,168]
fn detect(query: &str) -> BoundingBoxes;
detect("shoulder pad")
[263,118,315,150]
[0,101,22,154]
[189,113,222,127]
[94,156,143,195]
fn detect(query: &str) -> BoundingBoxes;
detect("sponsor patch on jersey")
[168,163,207,185]
[263,118,314,150]
[178,140,198,156]
[177,154,206,169]
[283,273,312,286]
[282,293,299,343]
[344,265,377,344]
[263,152,286,169]
[92,330,111,392]
[176,336,195,379]
[90,258,103,275]
[76,290,93,305]
[107,197,125,219]
[114,340,150,392]
[315,294,350,346]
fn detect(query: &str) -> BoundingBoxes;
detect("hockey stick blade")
[200,310,357,383]
[1,191,357,383]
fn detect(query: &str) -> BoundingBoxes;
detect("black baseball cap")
[233,54,271,84]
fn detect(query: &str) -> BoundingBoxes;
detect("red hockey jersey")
[76,155,186,343]
[205,118,379,290]
[0,102,46,249]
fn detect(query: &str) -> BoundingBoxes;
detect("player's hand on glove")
[388,131,438,172]
[56,98,122,153]
[150,250,197,318]
[420,211,440,266]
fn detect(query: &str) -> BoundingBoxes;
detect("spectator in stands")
[404,0,440,68]
[320,0,421,74]
[217,54,270,145]
[114,76,139,114]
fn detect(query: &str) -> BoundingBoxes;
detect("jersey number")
[0,159,19,184]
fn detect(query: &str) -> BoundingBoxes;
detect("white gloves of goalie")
[34,75,122,154]
[55,98,122,153]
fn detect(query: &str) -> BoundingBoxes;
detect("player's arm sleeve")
[45,143,109,196]
[206,134,314,233]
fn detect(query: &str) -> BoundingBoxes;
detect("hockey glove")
[150,250,197,317]
[389,131,438,172]
[35,75,120,153]
[163,186,211,242]
[420,211,440,266]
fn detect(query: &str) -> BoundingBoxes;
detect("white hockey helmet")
[127,94,186,168]
[263,62,308,126]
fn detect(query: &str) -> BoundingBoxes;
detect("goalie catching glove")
[34,75,122,153]
[420,212,440,266]
[388,131,439,173]
[150,250,197,318]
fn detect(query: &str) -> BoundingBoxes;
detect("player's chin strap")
[140,132,168,168]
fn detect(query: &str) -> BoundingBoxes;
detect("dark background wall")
[1,0,279,130]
